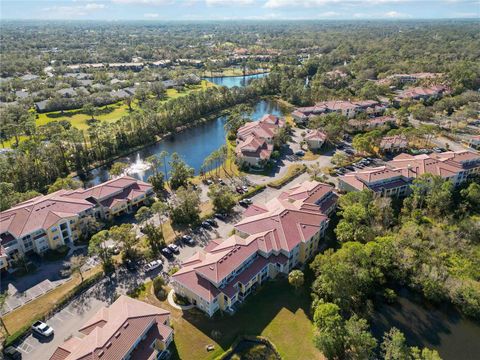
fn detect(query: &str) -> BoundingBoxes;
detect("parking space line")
[54,313,65,322]
[64,308,75,316]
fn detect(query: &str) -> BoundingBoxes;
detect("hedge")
[268,164,307,189]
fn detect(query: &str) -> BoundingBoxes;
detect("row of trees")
[0,80,275,201]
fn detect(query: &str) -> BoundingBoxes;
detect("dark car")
[4,346,22,360]
[214,213,227,221]
[161,247,174,259]
[124,258,137,272]
[206,218,218,227]
[239,199,249,207]
[201,221,212,229]
[181,235,195,246]
[345,165,355,171]
[345,149,354,155]
[336,143,345,150]
[236,187,244,194]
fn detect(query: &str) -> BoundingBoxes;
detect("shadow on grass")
[178,279,313,353]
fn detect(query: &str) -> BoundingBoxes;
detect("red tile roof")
[305,129,327,142]
[0,176,152,243]
[173,180,335,302]
[50,296,171,360]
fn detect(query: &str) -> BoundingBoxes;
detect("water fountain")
[124,153,151,177]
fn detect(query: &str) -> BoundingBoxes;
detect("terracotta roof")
[0,191,94,240]
[305,129,327,142]
[172,180,335,302]
[236,135,273,160]
[380,135,408,150]
[340,150,480,192]
[0,176,152,243]
[50,296,171,360]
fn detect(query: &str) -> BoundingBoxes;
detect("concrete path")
[167,289,194,311]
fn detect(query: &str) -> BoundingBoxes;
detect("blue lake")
[82,99,283,186]
[203,73,268,88]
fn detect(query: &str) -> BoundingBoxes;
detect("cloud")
[205,0,256,6]
[264,0,416,8]
[384,10,408,17]
[144,12,160,17]
[42,3,106,18]
[111,0,172,4]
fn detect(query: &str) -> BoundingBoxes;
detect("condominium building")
[171,180,337,316]
[292,100,386,125]
[338,150,480,196]
[50,296,173,360]
[0,176,153,266]
[235,114,285,167]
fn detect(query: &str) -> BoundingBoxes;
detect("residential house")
[379,134,408,153]
[57,88,77,98]
[108,62,145,71]
[304,129,327,150]
[338,150,480,196]
[171,180,337,316]
[50,296,173,360]
[0,176,153,265]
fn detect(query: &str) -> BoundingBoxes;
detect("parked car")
[345,165,355,171]
[236,187,244,194]
[32,321,54,337]
[3,346,22,360]
[295,150,305,156]
[206,218,218,227]
[201,221,212,229]
[214,213,227,221]
[243,198,253,205]
[345,149,354,155]
[161,247,174,259]
[167,244,180,253]
[181,235,195,246]
[124,258,137,272]
[242,185,249,192]
[218,179,226,185]
[205,179,213,185]
[144,259,163,272]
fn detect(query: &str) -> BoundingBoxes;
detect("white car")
[144,259,163,272]
[167,244,179,253]
[32,321,54,337]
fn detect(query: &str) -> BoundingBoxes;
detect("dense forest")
[310,175,480,359]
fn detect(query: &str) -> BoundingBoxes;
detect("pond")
[370,288,480,360]
[80,99,284,187]
[203,72,268,88]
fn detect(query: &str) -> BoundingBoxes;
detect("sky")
[0,0,479,21]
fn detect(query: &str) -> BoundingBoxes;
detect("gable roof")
[50,296,171,360]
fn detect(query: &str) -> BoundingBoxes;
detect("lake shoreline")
[74,96,282,185]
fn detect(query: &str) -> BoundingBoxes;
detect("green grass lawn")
[140,279,323,360]
[2,80,217,147]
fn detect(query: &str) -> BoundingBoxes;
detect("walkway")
[167,289,194,310]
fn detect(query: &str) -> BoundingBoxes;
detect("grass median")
[1,265,102,345]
